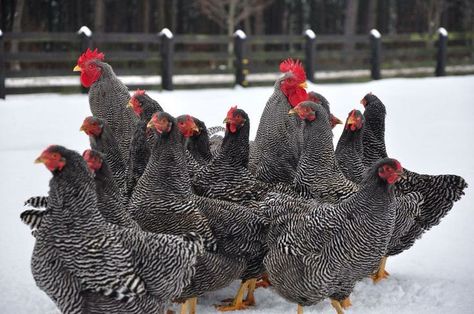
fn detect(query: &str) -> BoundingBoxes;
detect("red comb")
[77,48,105,67]
[132,89,146,98]
[279,58,306,82]
[226,105,238,119]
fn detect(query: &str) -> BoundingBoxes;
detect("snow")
[0,29,3,37]
[0,75,473,314]
[234,30,247,39]
[370,29,381,39]
[304,29,316,39]
[77,26,92,37]
[159,28,174,39]
[438,27,448,37]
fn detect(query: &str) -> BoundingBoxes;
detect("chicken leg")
[330,299,344,314]
[297,304,304,314]
[243,278,257,306]
[340,297,352,310]
[216,280,250,311]
[371,256,390,283]
[256,273,272,288]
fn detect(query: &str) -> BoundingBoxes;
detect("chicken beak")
[288,108,297,115]
[127,100,133,108]
[298,81,308,89]
[79,125,86,132]
[73,65,81,72]
[192,125,200,133]
[147,120,155,129]
[34,156,45,164]
[223,117,229,124]
[331,115,343,126]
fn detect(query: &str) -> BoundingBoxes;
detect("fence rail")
[1,27,473,98]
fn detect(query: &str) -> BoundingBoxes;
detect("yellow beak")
[34,156,44,164]
[299,81,307,89]
[192,125,200,133]
[79,125,86,132]
[73,65,81,72]
[288,108,297,115]
[127,100,133,108]
[147,120,154,129]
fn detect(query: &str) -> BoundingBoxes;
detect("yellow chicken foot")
[256,273,272,288]
[179,299,189,314]
[330,299,344,314]
[188,297,197,314]
[243,278,257,306]
[371,256,390,283]
[340,297,352,310]
[297,304,304,314]
[216,280,250,311]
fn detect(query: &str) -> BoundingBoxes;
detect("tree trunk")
[343,0,359,64]
[227,0,237,69]
[366,0,377,32]
[156,0,165,31]
[95,0,106,32]
[388,0,397,35]
[10,0,25,71]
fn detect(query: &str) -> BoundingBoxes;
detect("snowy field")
[0,75,473,314]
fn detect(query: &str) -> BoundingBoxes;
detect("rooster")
[73,49,138,161]
[251,59,308,184]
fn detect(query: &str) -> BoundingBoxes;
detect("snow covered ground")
[0,75,473,314]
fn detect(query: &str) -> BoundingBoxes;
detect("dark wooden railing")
[0,27,473,98]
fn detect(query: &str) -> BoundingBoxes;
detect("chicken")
[128,112,268,312]
[31,145,203,314]
[82,149,137,228]
[251,59,308,184]
[80,116,127,192]
[262,156,401,314]
[360,93,468,279]
[192,106,301,207]
[73,49,138,160]
[335,109,366,184]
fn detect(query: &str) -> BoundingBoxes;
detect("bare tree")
[95,0,106,33]
[197,0,274,68]
[10,0,25,71]
[343,0,359,63]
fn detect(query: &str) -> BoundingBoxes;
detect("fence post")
[0,30,5,99]
[304,29,316,83]
[77,26,93,93]
[234,30,248,87]
[159,28,174,91]
[435,27,448,77]
[369,29,381,80]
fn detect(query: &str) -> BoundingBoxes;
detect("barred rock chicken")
[80,116,127,192]
[262,157,402,314]
[335,109,366,184]
[82,149,137,228]
[125,90,163,198]
[251,59,308,184]
[291,102,426,284]
[360,92,468,278]
[186,117,214,166]
[73,49,138,160]
[308,91,343,129]
[128,112,268,312]
[31,145,203,314]
[290,101,359,202]
[192,106,301,207]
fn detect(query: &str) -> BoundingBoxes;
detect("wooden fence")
[0,27,473,98]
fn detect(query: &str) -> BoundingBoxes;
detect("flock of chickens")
[20,48,468,314]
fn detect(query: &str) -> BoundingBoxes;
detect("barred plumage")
[361,93,468,256]
[263,157,400,311]
[81,57,138,161]
[24,196,49,208]
[20,208,45,230]
[30,145,202,314]
[129,112,268,305]
[251,73,303,184]
[81,116,127,193]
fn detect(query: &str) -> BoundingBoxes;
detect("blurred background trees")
[1,0,472,35]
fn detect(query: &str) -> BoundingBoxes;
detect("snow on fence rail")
[0,27,473,98]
